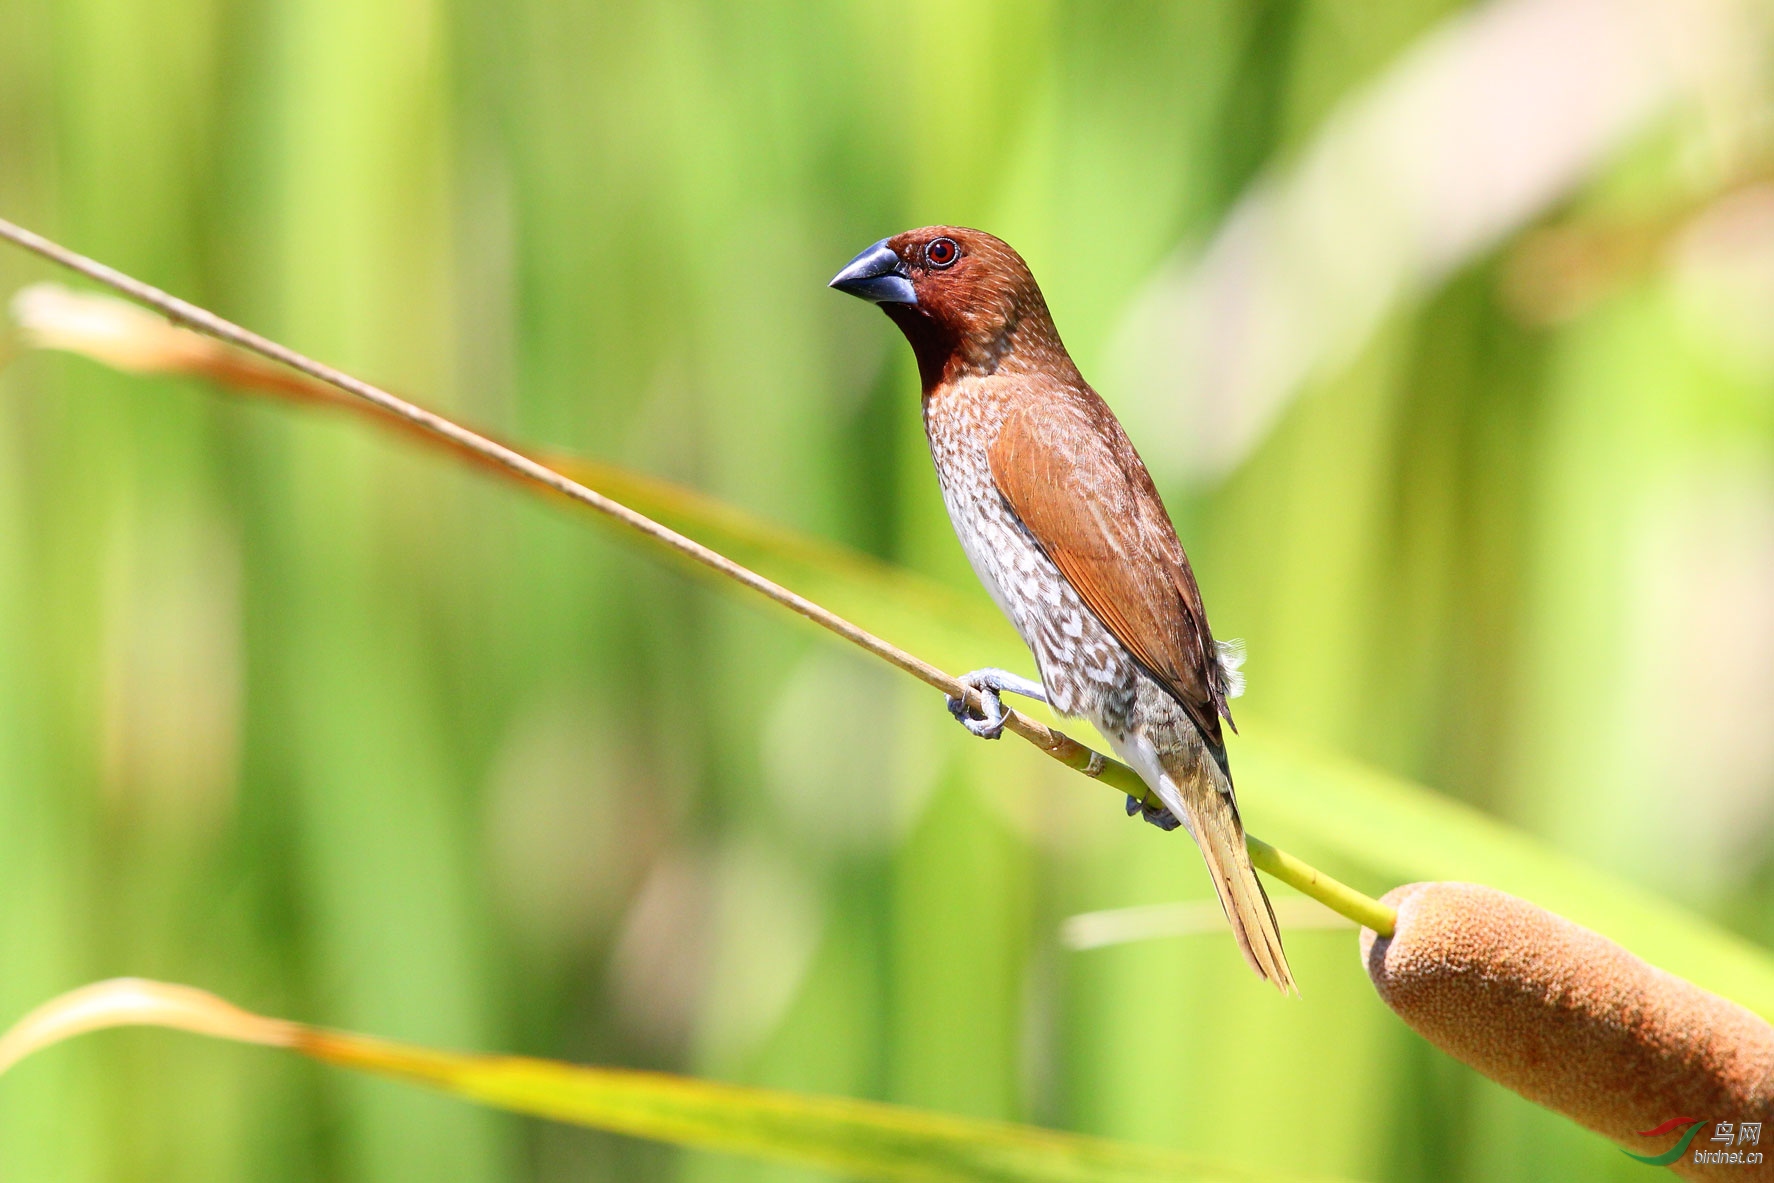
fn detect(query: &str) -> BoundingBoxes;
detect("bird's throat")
[880,303,963,393]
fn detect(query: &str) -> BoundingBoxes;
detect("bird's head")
[829,226,1070,391]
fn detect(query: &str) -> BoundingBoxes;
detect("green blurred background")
[2,1,1773,1179]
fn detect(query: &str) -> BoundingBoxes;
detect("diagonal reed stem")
[0,216,1395,939]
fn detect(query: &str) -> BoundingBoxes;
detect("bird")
[829,226,1293,991]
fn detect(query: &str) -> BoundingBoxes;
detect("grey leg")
[946,668,1047,740]
[1124,794,1182,831]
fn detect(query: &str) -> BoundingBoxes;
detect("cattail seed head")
[1363,882,1774,1180]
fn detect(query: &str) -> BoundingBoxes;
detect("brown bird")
[830,226,1293,991]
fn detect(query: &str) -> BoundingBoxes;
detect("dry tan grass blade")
[0,979,296,1075]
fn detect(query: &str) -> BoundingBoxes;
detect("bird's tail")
[1171,778,1296,994]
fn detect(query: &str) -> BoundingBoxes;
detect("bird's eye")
[925,238,960,269]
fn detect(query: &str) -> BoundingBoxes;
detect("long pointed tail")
[1173,781,1296,994]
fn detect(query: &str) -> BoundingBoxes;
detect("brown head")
[829,226,1076,392]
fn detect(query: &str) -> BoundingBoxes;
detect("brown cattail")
[1362,882,1774,1181]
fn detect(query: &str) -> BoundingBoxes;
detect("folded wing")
[988,393,1233,750]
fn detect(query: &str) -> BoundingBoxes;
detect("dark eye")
[925,237,960,269]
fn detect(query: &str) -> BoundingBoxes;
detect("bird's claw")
[946,669,1046,740]
[1125,794,1182,831]
[947,682,1007,740]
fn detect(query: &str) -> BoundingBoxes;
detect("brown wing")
[989,394,1231,746]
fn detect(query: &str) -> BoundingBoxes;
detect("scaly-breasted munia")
[831,227,1293,991]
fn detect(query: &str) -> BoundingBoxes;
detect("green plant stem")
[1246,837,1395,937]
[0,217,1399,937]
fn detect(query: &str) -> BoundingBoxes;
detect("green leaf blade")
[300,1030,1317,1183]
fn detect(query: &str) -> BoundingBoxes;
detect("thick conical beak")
[828,239,916,305]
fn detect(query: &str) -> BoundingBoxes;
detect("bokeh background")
[2,1,1773,1180]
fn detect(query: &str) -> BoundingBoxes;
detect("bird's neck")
[883,303,1079,395]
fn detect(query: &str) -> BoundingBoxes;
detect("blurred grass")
[3,3,1774,1183]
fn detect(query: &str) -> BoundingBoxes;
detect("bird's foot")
[1125,794,1182,831]
[946,668,1046,741]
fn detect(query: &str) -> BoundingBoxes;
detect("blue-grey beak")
[828,239,916,305]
